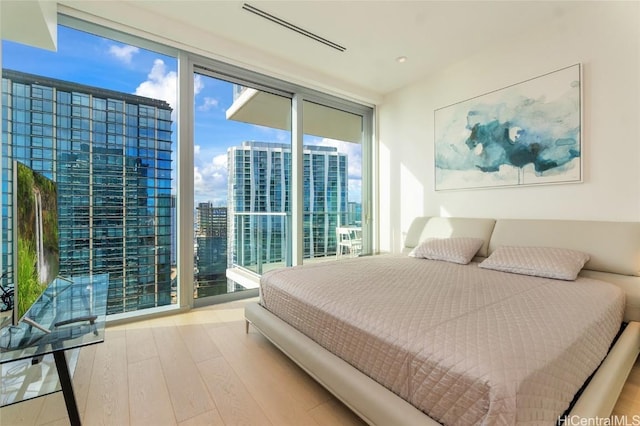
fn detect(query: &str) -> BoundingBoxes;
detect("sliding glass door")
[191,62,372,305]
[302,100,364,262]
[1,14,373,318]
[1,16,373,316]
[192,70,291,300]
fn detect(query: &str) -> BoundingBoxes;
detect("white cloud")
[109,44,139,64]
[194,145,201,157]
[211,153,228,169]
[198,97,219,112]
[135,59,177,110]
[194,166,203,187]
[194,74,204,96]
[135,59,204,119]
[194,153,229,205]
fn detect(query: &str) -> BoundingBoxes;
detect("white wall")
[378,1,640,253]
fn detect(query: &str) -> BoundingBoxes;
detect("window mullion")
[178,53,194,308]
[291,94,304,266]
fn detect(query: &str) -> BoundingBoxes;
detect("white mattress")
[260,255,625,425]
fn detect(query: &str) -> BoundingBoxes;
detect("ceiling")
[117,1,577,97]
[9,1,582,100]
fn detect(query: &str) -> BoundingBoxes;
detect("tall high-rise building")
[196,203,227,237]
[227,141,348,272]
[1,69,174,314]
[194,203,228,297]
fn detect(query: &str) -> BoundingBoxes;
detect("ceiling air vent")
[242,3,346,52]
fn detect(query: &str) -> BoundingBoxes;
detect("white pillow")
[409,237,484,265]
[479,246,590,280]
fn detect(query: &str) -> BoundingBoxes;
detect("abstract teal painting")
[434,64,581,190]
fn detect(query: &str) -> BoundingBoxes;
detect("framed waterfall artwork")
[434,64,582,190]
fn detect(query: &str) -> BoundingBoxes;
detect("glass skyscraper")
[1,69,174,315]
[227,141,349,273]
[194,203,228,297]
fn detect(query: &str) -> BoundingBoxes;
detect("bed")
[244,217,640,425]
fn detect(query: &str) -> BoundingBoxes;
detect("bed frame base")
[245,302,640,425]
[568,321,640,418]
[245,302,439,426]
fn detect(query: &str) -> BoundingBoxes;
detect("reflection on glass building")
[228,141,349,274]
[194,203,228,297]
[1,69,174,314]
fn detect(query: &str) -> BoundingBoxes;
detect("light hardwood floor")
[1,298,639,425]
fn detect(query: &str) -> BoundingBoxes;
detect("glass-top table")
[0,274,108,425]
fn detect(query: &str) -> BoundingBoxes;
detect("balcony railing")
[232,211,290,275]
[231,211,356,276]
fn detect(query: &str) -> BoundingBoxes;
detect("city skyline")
[2,25,362,207]
[1,21,365,313]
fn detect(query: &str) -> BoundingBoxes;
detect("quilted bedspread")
[260,255,625,425]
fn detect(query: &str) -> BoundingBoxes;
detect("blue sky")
[3,25,361,206]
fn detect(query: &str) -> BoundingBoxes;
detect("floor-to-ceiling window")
[1,21,179,317]
[1,14,373,317]
[191,60,373,306]
[302,100,364,262]
[192,70,292,300]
